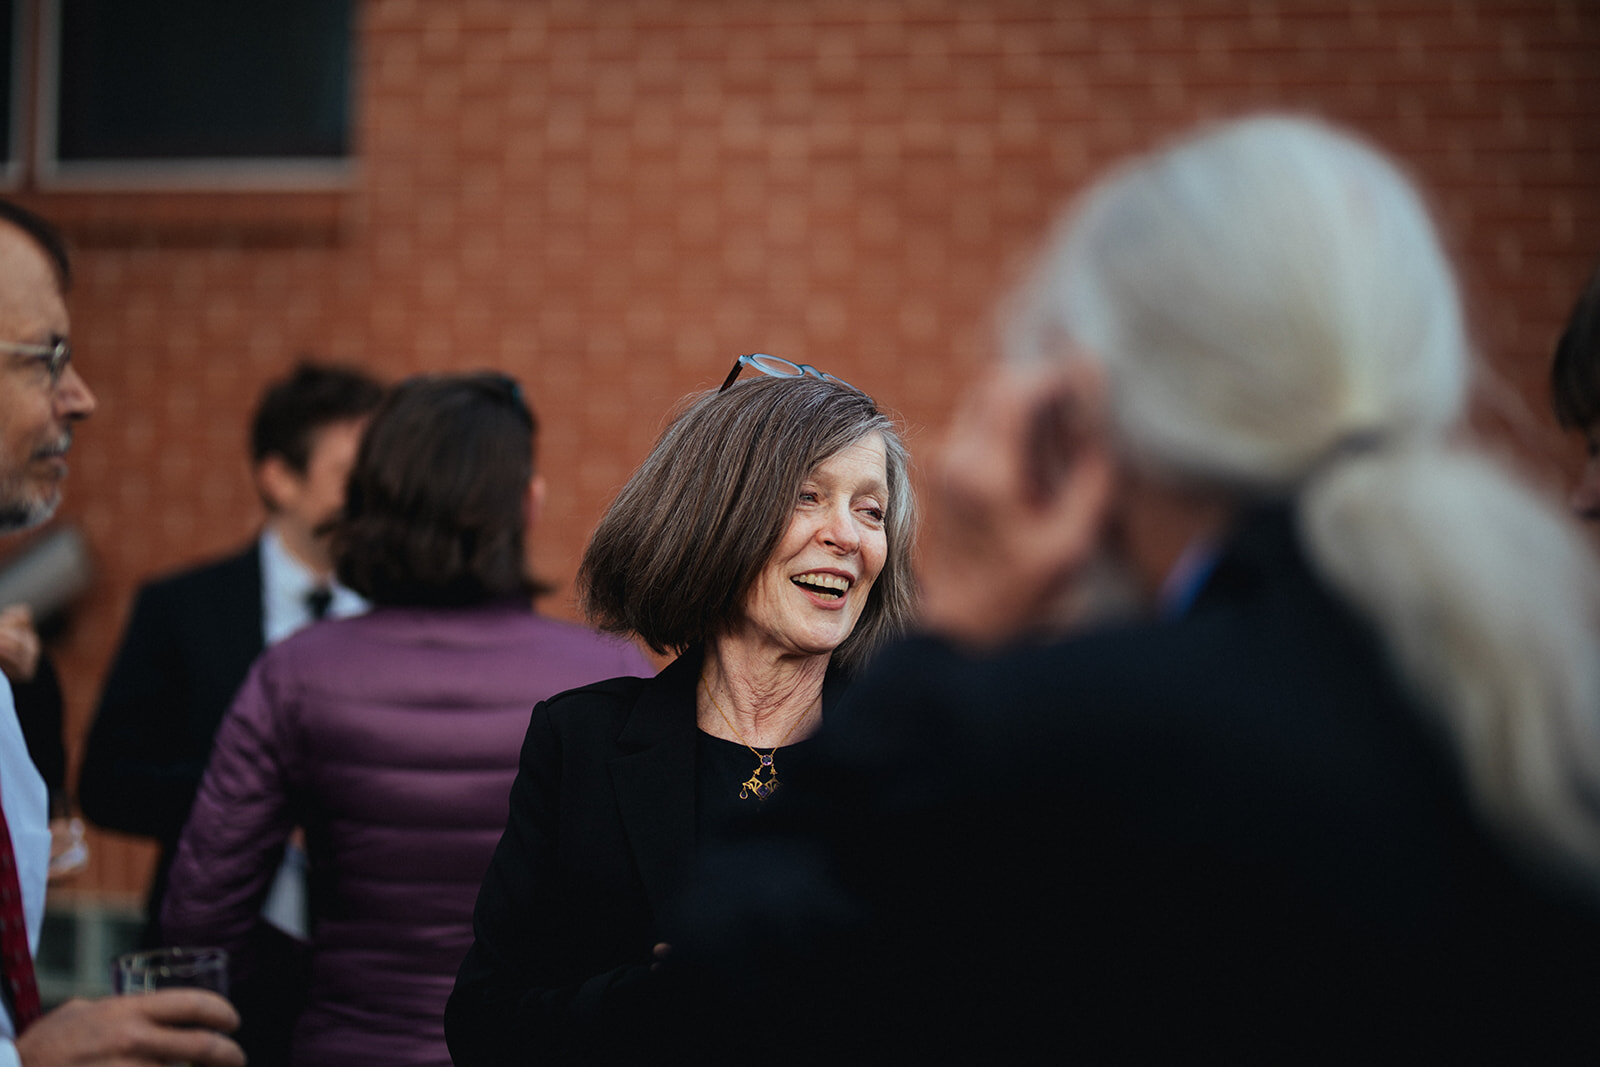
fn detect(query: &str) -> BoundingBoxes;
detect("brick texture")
[18,0,1599,900]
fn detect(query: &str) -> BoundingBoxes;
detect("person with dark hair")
[444,359,917,1064]
[1551,261,1600,519]
[159,371,649,1066]
[0,197,243,1064]
[80,360,383,912]
[78,358,383,1065]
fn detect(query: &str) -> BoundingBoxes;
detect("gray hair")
[1010,114,1600,890]
[579,375,916,670]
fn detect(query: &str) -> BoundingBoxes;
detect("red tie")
[0,789,41,1031]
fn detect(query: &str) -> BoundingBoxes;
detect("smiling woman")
[445,368,916,1064]
[580,372,914,670]
[736,433,890,664]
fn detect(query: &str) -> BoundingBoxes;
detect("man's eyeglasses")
[0,336,71,387]
[719,353,866,399]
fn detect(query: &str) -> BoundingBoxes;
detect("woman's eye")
[860,505,885,523]
[798,490,819,505]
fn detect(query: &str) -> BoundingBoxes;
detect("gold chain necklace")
[700,680,812,801]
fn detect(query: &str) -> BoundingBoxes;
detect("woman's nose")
[819,506,861,553]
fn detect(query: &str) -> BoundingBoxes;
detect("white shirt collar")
[259,527,367,646]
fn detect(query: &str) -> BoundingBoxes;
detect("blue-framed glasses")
[0,335,71,387]
[719,353,865,398]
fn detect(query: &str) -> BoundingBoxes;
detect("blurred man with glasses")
[0,200,244,1066]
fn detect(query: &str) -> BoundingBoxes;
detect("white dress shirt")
[0,677,50,1066]
[259,527,366,646]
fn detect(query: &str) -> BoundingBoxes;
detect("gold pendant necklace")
[701,680,810,801]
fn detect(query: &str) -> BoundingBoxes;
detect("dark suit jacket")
[79,541,264,921]
[446,648,847,1065]
[444,651,695,1066]
[13,653,65,802]
[671,506,1600,1062]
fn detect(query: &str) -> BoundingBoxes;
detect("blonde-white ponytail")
[1011,113,1600,892]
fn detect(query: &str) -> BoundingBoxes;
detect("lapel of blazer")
[236,539,268,656]
[609,649,701,921]
[221,541,268,690]
[192,542,270,738]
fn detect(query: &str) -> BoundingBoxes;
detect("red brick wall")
[22,0,1599,900]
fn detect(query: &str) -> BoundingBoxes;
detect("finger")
[0,628,34,658]
[126,988,241,1033]
[140,1025,247,1067]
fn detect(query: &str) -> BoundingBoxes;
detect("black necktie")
[305,586,333,621]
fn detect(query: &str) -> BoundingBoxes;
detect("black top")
[696,732,816,835]
[667,505,1600,1063]
[446,647,847,1066]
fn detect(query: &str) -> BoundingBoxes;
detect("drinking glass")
[47,813,88,881]
[112,946,229,996]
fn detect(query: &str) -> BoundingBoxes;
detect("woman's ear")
[524,473,548,530]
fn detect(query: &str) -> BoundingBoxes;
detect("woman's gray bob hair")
[579,374,916,670]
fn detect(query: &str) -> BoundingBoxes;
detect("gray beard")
[0,479,59,533]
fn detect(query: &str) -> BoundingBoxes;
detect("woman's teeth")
[792,573,849,599]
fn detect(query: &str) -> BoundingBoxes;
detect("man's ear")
[919,355,1119,647]
[254,455,301,514]
[524,473,548,531]
[1020,358,1117,584]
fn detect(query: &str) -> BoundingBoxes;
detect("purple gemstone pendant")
[740,766,779,801]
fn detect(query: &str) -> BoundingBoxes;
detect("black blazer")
[671,506,1600,1062]
[79,542,264,918]
[447,649,848,1065]
[445,651,695,1066]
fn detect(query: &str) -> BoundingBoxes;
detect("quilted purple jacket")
[161,603,652,1066]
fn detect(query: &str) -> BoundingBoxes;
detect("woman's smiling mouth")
[791,571,852,601]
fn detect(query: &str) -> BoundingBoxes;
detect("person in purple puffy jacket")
[161,372,651,1067]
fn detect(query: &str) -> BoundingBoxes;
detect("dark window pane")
[55,0,352,162]
[0,0,13,164]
